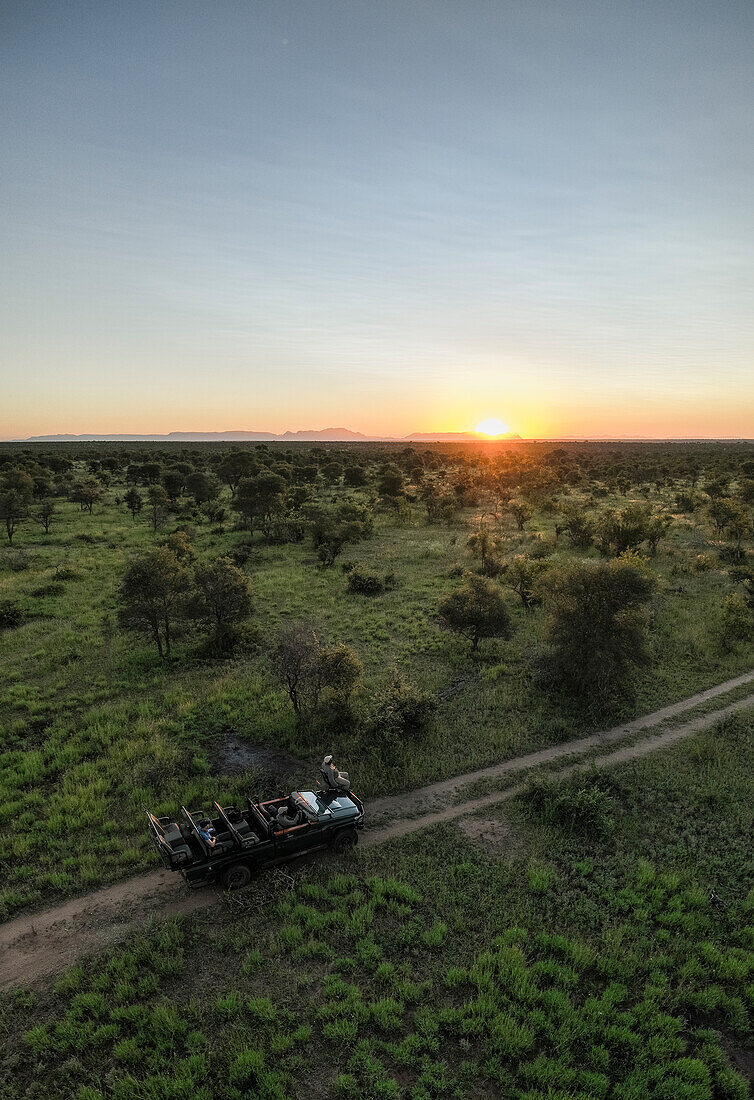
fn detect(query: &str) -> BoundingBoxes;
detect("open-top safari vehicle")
[147,788,365,890]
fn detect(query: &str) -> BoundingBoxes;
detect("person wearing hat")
[320,754,351,791]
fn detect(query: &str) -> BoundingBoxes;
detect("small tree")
[543,554,656,704]
[0,490,27,544]
[118,547,187,658]
[70,479,101,513]
[438,574,513,651]
[501,554,548,609]
[185,471,221,505]
[147,484,170,532]
[378,465,404,511]
[505,498,533,531]
[559,504,594,549]
[191,556,252,652]
[594,503,652,556]
[466,525,504,576]
[36,499,56,535]
[124,488,143,520]
[272,624,361,721]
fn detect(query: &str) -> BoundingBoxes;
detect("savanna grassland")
[2,704,753,1099]
[1,438,753,925]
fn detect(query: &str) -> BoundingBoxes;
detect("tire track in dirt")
[2,673,753,991]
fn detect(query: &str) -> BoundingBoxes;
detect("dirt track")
[2,670,753,991]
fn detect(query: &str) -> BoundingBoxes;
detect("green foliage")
[364,671,436,749]
[117,546,188,658]
[0,599,24,629]
[438,573,513,651]
[543,553,656,705]
[346,567,386,596]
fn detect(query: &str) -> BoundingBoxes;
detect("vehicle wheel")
[221,863,252,890]
[333,829,358,855]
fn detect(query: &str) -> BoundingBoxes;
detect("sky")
[1,0,753,439]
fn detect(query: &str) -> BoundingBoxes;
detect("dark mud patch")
[213,734,304,783]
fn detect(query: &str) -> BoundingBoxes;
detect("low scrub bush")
[0,599,24,629]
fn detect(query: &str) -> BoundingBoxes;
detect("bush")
[521,772,614,835]
[347,568,385,596]
[721,593,751,650]
[0,598,23,629]
[365,672,436,748]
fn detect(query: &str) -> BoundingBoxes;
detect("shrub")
[0,599,23,629]
[721,593,751,650]
[522,772,614,836]
[347,568,385,596]
[365,671,436,748]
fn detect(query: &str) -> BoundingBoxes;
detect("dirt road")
[2,670,753,991]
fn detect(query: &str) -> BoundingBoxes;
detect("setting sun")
[475,417,511,436]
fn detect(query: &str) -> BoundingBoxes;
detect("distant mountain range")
[16,428,524,443]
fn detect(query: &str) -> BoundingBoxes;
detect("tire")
[221,863,252,890]
[333,829,358,855]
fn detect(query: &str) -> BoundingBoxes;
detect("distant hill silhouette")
[19,427,523,442]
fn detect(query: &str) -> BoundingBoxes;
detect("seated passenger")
[197,821,217,848]
[321,754,351,791]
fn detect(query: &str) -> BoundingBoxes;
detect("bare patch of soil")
[458,814,524,858]
[212,734,303,780]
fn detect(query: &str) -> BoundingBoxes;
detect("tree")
[70,479,101,513]
[343,465,368,488]
[438,574,513,651]
[217,451,255,493]
[645,511,672,555]
[505,498,533,531]
[124,488,143,520]
[162,469,186,502]
[185,471,220,505]
[2,469,34,502]
[594,503,653,556]
[466,525,503,576]
[233,473,286,538]
[559,504,594,549]
[543,554,656,703]
[147,484,170,532]
[707,497,738,538]
[36,499,56,535]
[308,500,374,566]
[118,547,187,658]
[0,490,27,544]
[422,482,459,525]
[191,556,252,652]
[272,624,361,720]
[500,554,548,609]
[321,461,343,485]
[378,465,404,511]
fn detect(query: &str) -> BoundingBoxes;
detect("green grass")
[1,464,753,913]
[2,709,754,1098]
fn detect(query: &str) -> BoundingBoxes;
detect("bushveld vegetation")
[0,440,753,915]
[2,709,753,1099]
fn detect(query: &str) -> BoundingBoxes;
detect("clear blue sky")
[2,0,752,437]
